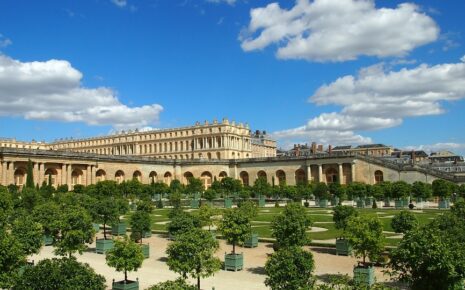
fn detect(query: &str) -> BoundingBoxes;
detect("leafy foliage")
[271,203,312,248]
[253,177,271,198]
[147,278,197,290]
[237,200,258,219]
[166,228,221,289]
[93,197,120,240]
[265,246,315,290]
[11,214,43,256]
[391,211,418,234]
[25,159,35,189]
[333,205,358,232]
[411,181,432,199]
[16,257,106,290]
[432,179,452,198]
[345,216,384,264]
[130,210,152,243]
[32,202,61,238]
[106,236,144,282]
[219,209,251,254]
[391,181,411,199]
[346,182,367,199]
[0,228,25,289]
[168,210,199,238]
[313,182,330,200]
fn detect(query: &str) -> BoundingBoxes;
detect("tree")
[32,202,61,241]
[220,177,242,197]
[271,203,312,248]
[16,257,106,290]
[147,278,197,290]
[313,182,330,200]
[93,197,120,240]
[54,206,94,257]
[265,246,315,290]
[432,179,452,199]
[203,188,217,203]
[185,178,203,195]
[391,181,411,199]
[195,204,217,231]
[253,177,271,198]
[237,200,258,219]
[346,182,367,199]
[329,182,346,200]
[411,181,432,200]
[333,205,358,233]
[20,187,42,211]
[106,236,144,283]
[345,216,384,264]
[170,179,185,195]
[389,216,465,290]
[136,199,154,214]
[391,211,418,234]
[167,210,198,238]
[168,191,182,209]
[219,209,251,254]
[0,187,13,227]
[92,180,119,198]
[0,229,25,289]
[11,214,43,256]
[166,228,221,290]
[130,210,152,243]
[25,159,35,189]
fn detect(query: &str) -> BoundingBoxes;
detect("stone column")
[351,162,356,183]
[338,163,344,184]
[90,165,94,185]
[1,161,6,185]
[318,164,323,183]
[306,165,312,182]
[67,164,72,188]
[38,163,44,185]
[61,164,67,185]
[8,162,15,185]
[86,165,91,185]
[33,162,39,186]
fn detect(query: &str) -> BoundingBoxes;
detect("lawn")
[130,202,446,248]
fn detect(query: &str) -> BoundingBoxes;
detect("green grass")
[138,205,446,248]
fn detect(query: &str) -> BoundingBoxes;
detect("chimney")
[311,142,317,154]
[317,144,323,152]
[328,144,332,155]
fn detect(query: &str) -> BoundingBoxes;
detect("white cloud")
[240,0,439,62]
[0,55,163,130]
[206,0,236,5]
[111,0,127,7]
[273,56,465,146]
[0,34,12,48]
[404,143,465,155]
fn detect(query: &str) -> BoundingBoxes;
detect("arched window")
[71,169,83,186]
[149,171,157,183]
[257,170,267,181]
[164,172,172,185]
[325,168,338,184]
[201,171,212,189]
[133,171,142,182]
[14,168,26,186]
[44,168,58,186]
[295,169,306,185]
[276,170,286,185]
[240,171,249,186]
[184,172,194,184]
[115,170,125,184]
[219,171,227,180]
[374,170,384,184]
[96,169,106,182]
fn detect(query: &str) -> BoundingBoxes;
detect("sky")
[0,0,464,154]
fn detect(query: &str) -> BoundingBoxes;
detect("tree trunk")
[103,223,106,240]
[125,270,127,282]
[233,242,236,254]
[197,276,200,290]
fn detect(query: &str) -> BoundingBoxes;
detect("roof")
[356,144,389,149]
[332,145,352,150]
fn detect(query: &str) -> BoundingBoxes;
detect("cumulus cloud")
[240,0,439,62]
[273,56,465,146]
[0,55,163,130]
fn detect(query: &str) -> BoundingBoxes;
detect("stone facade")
[47,119,276,160]
[1,148,463,190]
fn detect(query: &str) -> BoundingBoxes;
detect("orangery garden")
[1,160,465,290]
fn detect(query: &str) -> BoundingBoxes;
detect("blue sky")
[0,0,464,154]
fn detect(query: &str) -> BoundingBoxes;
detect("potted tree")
[219,209,251,271]
[112,198,130,236]
[392,181,411,209]
[129,209,152,259]
[167,210,198,240]
[313,182,329,208]
[32,202,61,246]
[333,205,358,256]
[271,203,312,251]
[195,204,217,239]
[433,179,452,209]
[94,197,120,254]
[391,211,419,234]
[345,215,384,287]
[203,188,217,207]
[329,182,345,206]
[106,236,144,290]
[166,228,221,290]
[347,182,367,208]
[238,200,259,248]
[412,181,432,207]
[135,199,154,238]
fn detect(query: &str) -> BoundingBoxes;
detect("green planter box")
[112,279,139,290]
[353,265,375,287]
[383,198,391,207]
[130,203,137,211]
[19,261,34,276]
[143,231,152,238]
[112,222,127,236]
[95,238,114,254]
[416,197,423,203]
[331,196,340,206]
[210,230,216,240]
[259,197,266,207]
[153,194,161,201]
[244,233,258,248]
[191,199,199,209]
[395,199,406,209]
[224,253,243,271]
[439,199,450,209]
[319,199,328,208]
[193,192,201,199]
[93,223,100,233]
[141,244,150,259]
[43,234,53,246]
[335,238,352,256]
[224,198,233,208]
[365,197,373,207]
[356,200,365,208]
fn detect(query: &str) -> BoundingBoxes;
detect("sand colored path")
[30,233,392,290]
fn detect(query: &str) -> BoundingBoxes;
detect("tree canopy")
[333,205,358,232]
[271,203,312,248]
[345,216,384,264]
[219,209,251,254]
[391,211,418,234]
[106,236,144,283]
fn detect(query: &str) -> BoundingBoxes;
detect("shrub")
[391,211,418,234]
